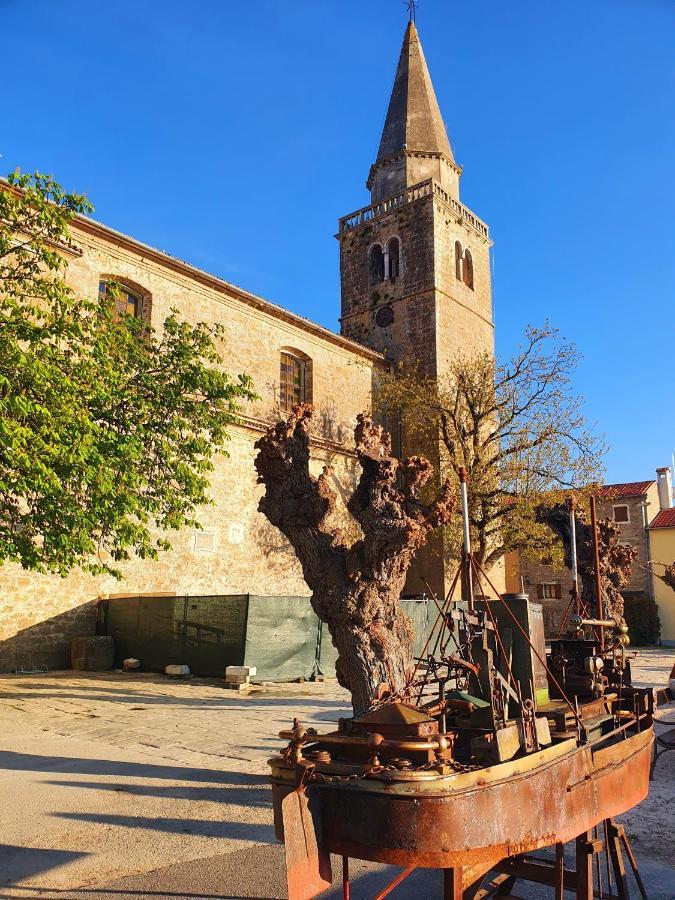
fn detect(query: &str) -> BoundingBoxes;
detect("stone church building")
[0,22,495,671]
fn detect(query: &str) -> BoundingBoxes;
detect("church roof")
[376,21,454,164]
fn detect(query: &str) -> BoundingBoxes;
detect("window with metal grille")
[280,352,305,412]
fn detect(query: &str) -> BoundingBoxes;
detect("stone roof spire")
[368,21,461,204]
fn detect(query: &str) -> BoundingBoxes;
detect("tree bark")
[254,405,454,715]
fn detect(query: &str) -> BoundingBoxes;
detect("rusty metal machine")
[269,474,655,898]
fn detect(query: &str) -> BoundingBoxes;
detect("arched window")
[370,245,385,285]
[98,278,146,320]
[455,241,463,281]
[280,350,311,413]
[387,237,400,280]
[463,249,474,290]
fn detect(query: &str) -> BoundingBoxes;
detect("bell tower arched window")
[387,237,400,280]
[455,241,463,281]
[370,244,385,284]
[463,249,474,291]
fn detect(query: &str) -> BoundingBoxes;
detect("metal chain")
[306,757,479,784]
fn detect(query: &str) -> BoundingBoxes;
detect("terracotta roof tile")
[649,508,675,529]
[597,481,655,500]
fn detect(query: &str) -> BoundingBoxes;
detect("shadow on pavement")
[0,750,269,784]
[0,844,89,887]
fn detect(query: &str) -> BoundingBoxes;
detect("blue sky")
[3,0,674,484]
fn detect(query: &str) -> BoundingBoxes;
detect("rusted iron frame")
[616,823,648,900]
[279,729,447,754]
[470,555,522,703]
[556,590,579,638]
[410,565,462,701]
[443,866,463,899]
[472,556,583,729]
[410,564,462,685]
[342,856,349,900]
[422,577,453,662]
[459,465,474,612]
[590,496,606,652]
[373,865,416,899]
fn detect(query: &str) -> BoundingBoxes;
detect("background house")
[517,472,673,641]
[648,467,675,646]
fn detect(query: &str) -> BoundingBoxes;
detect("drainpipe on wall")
[641,500,655,602]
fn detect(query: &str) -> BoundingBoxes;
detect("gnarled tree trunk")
[538,503,636,627]
[254,405,453,715]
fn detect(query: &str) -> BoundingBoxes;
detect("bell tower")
[338,20,494,378]
[337,21,495,597]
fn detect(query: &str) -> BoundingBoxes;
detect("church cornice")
[337,177,491,245]
[71,214,388,366]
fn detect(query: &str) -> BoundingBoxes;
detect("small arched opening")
[370,244,385,285]
[387,237,400,280]
[454,241,463,281]
[463,249,474,290]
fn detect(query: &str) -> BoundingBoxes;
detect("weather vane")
[404,0,418,23]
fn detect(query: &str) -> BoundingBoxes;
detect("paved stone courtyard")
[0,648,673,899]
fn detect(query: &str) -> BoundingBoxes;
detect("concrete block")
[165,664,190,676]
[226,665,256,678]
[225,673,250,685]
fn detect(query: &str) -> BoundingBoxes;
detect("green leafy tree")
[376,325,606,572]
[0,171,256,576]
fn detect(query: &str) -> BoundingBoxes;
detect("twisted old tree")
[538,503,636,627]
[254,405,454,715]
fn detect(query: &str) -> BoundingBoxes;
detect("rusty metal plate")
[282,788,332,899]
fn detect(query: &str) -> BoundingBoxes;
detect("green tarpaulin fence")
[103,594,432,682]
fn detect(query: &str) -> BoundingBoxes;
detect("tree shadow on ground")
[45,779,271,807]
[0,687,350,712]
[0,750,269,785]
[53,811,273,842]
[0,843,90,886]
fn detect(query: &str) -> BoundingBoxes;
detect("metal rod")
[570,497,580,627]
[590,495,605,651]
[458,466,474,610]
[374,865,416,899]
[408,564,462,691]
[342,856,350,900]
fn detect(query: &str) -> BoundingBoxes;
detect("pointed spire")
[376,21,453,164]
[368,22,460,203]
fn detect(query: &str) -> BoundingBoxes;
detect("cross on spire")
[405,0,418,23]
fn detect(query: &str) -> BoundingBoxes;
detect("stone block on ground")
[165,664,190,677]
[225,665,256,678]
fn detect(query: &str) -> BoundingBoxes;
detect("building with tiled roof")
[515,472,671,640]
[648,469,675,645]
[597,481,655,501]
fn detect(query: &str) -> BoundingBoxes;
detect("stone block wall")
[0,217,385,671]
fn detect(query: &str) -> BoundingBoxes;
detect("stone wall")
[338,183,495,601]
[0,218,384,671]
